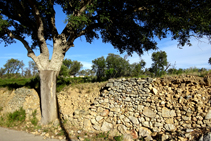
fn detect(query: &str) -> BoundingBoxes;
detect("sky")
[0,5,211,70]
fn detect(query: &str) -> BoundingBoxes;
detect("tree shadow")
[56,96,72,141]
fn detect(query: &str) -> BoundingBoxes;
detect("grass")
[30,110,38,126]
[4,107,26,127]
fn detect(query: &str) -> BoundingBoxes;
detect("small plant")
[30,110,38,126]
[58,129,65,136]
[6,107,26,127]
[96,132,109,139]
[0,107,3,112]
[114,135,123,141]
[84,138,91,141]
[8,107,26,122]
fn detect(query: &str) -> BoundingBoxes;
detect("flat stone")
[90,118,98,125]
[162,107,176,117]
[93,125,101,131]
[110,107,121,113]
[154,122,163,127]
[164,124,176,131]
[117,124,127,134]
[138,127,152,138]
[142,121,150,128]
[152,88,158,95]
[83,119,92,131]
[205,110,211,119]
[96,116,103,122]
[101,121,113,132]
[143,107,156,118]
[128,116,139,125]
[101,109,109,117]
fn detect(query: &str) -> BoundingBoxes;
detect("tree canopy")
[1,0,210,60]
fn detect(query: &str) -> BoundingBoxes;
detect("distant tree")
[106,53,130,78]
[3,58,24,77]
[28,61,38,76]
[150,51,168,77]
[63,59,73,69]
[92,56,106,80]
[0,67,5,77]
[208,57,211,65]
[59,64,69,77]
[130,59,146,77]
[69,60,83,76]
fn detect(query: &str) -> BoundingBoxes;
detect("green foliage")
[3,58,24,78]
[114,136,123,141]
[105,68,116,79]
[96,132,109,139]
[209,57,211,65]
[30,110,38,126]
[92,56,106,81]
[59,64,69,77]
[6,107,26,127]
[150,51,168,77]
[106,53,131,78]
[69,61,83,76]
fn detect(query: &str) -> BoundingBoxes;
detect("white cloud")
[80,61,92,69]
[128,37,211,69]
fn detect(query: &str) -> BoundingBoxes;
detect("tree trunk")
[39,70,58,125]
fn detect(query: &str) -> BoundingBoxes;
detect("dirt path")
[0,127,66,141]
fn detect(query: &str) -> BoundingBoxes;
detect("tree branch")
[61,0,93,39]
[28,0,49,57]
[48,0,59,41]
[6,29,37,61]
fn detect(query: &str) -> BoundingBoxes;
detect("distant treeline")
[0,51,210,80]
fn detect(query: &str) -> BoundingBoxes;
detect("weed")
[96,132,109,139]
[5,107,26,127]
[0,107,3,112]
[8,107,26,122]
[30,110,38,126]
[84,138,90,141]
[114,135,123,141]
[58,129,65,136]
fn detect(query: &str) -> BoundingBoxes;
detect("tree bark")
[39,70,58,125]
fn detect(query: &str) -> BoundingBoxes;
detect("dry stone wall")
[69,76,211,140]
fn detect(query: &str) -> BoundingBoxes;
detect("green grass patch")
[6,107,26,127]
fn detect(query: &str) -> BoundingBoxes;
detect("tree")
[106,53,130,78]
[150,51,168,77]
[92,56,106,80]
[69,60,83,76]
[208,57,211,65]
[1,0,210,124]
[3,58,24,77]
[28,60,38,76]
[130,59,146,77]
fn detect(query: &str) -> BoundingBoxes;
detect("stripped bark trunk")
[39,70,58,125]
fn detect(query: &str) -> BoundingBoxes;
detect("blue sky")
[0,5,211,70]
